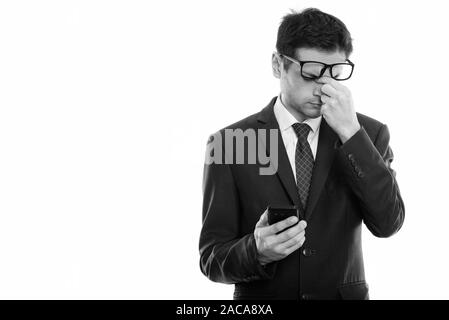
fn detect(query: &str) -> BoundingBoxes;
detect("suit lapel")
[257,98,302,216]
[257,98,339,221]
[304,119,339,220]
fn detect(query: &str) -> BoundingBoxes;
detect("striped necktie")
[292,123,314,210]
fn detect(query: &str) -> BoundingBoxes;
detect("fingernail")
[300,221,307,228]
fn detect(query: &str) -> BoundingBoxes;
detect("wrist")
[338,121,361,143]
[257,252,270,266]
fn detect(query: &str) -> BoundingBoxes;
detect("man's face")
[272,47,347,121]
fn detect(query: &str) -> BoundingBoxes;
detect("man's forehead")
[294,47,347,63]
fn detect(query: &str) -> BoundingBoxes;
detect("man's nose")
[322,66,332,78]
[313,68,332,96]
[313,82,323,97]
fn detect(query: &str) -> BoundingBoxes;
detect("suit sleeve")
[198,134,276,284]
[336,125,405,237]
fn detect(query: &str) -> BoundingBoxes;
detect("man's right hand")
[254,209,307,265]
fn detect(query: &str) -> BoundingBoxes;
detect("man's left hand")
[317,77,361,143]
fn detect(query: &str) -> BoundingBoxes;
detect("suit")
[199,97,405,300]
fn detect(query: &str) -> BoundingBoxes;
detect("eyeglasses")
[279,53,354,81]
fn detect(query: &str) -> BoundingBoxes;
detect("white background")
[0,0,447,299]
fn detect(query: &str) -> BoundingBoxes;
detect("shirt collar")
[273,95,322,133]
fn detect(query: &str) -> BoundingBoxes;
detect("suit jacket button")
[301,294,311,300]
[348,154,354,160]
[302,248,315,257]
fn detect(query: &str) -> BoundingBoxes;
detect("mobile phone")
[267,205,300,227]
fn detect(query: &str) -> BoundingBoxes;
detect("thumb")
[255,209,268,228]
[320,103,329,116]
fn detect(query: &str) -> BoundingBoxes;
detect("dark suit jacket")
[199,97,405,300]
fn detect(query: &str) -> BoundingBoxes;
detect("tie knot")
[292,123,311,141]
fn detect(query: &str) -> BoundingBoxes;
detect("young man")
[199,8,404,300]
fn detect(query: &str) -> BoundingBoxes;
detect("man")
[199,8,404,300]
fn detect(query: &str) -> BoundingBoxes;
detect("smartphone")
[267,205,301,232]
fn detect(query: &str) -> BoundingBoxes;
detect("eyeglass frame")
[278,53,355,81]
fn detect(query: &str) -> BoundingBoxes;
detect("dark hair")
[276,8,353,69]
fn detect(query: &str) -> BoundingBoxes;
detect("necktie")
[292,123,314,210]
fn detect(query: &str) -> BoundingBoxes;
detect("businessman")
[199,8,404,300]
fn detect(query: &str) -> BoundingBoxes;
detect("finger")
[284,236,306,256]
[315,75,333,84]
[255,210,268,228]
[275,220,307,242]
[320,104,328,116]
[268,216,299,235]
[320,96,338,107]
[320,95,330,104]
[321,83,338,98]
[279,230,305,248]
[316,76,347,92]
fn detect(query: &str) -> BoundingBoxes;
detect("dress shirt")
[273,95,322,183]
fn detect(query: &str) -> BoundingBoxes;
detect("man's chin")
[305,106,322,118]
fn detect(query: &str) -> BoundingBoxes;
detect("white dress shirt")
[273,95,322,183]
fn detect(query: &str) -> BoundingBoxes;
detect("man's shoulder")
[206,112,262,146]
[223,111,262,131]
[208,98,276,139]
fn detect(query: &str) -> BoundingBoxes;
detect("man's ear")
[272,53,282,79]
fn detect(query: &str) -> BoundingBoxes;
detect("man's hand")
[317,77,361,143]
[254,209,307,265]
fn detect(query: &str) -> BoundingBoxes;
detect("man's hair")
[276,8,353,69]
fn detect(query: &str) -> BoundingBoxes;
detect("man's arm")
[198,135,276,284]
[336,124,405,237]
[317,76,405,237]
